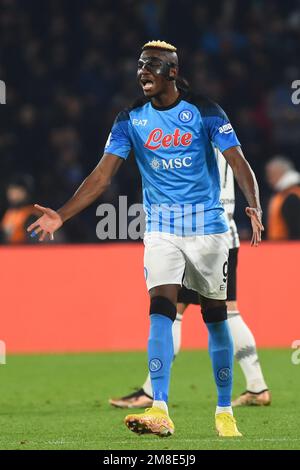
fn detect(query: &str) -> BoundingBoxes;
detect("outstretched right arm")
[27,153,123,241]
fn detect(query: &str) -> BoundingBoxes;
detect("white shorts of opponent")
[143,231,231,301]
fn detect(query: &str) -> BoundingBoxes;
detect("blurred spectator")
[265,156,300,240]
[0,174,39,243]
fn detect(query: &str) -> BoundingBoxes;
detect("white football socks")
[227,311,268,393]
[215,406,233,416]
[153,400,169,414]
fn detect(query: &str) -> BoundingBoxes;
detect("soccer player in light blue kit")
[28,40,264,438]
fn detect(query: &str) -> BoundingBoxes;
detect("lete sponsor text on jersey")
[144,128,193,150]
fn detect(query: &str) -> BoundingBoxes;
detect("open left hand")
[27,204,63,242]
[245,207,264,247]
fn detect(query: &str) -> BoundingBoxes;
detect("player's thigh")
[144,233,186,294]
[177,285,200,305]
[149,284,181,305]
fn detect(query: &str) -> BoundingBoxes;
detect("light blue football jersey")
[104,91,240,236]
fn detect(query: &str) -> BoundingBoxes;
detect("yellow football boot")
[215,412,242,437]
[125,406,174,437]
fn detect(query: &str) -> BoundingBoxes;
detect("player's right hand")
[245,207,264,247]
[27,204,63,242]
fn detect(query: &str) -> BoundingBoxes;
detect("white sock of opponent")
[142,312,183,398]
[227,311,268,393]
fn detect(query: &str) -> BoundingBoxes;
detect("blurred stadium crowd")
[1,0,300,242]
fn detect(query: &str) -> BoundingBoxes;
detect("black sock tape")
[150,296,177,322]
[201,305,227,323]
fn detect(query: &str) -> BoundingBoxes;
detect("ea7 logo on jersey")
[218,123,233,134]
[132,119,148,126]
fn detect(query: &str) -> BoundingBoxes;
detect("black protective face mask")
[137,57,176,80]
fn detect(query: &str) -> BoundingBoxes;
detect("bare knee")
[149,284,180,322]
[149,284,180,307]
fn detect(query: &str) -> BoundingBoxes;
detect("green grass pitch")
[0,350,299,450]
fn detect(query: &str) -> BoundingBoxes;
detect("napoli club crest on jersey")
[179,110,193,123]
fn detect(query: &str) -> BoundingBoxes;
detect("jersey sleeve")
[104,109,132,160]
[201,100,241,152]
